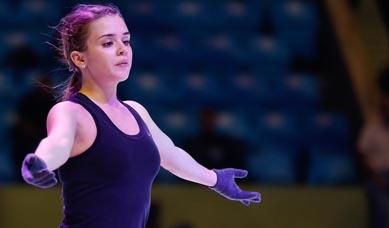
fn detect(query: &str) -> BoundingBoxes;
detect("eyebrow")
[98,32,130,39]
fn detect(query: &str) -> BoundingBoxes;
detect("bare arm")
[125,101,217,187]
[357,123,388,186]
[34,101,77,171]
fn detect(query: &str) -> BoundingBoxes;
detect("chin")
[117,73,130,82]
[111,69,130,81]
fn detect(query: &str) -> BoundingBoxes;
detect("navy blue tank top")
[58,92,161,228]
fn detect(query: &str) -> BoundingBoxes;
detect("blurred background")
[0,0,388,227]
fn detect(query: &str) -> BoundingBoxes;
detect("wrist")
[208,169,218,187]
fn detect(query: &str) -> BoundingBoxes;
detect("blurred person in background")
[20,4,260,228]
[376,0,388,30]
[184,107,247,170]
[4,40,39,82]
[358,65,389,228]
[4,43,39,71]
[348,0,388,29]
[11,73,56,183]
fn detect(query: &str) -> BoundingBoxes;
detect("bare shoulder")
[47,101,87,129]
[123,100,149,117]
[48,101,83,119]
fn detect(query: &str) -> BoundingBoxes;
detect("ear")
[70,51,87,69]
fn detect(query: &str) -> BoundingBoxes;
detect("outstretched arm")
[21,101,77,188]
[126,101,261,206]
[125,101,216,186]
[35,102,77,170]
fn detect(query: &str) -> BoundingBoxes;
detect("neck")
[79,82,119,106]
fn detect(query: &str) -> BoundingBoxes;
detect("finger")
[241,200,250,207]
[22,167,52,183]
[23,175,34,183]
[26,172,48,184]
[250,194,261,203]
[35,174,56,187]
[25,174,46,185]
[35,176,55,187]
[34,172,55,184]
[22,168,34,182]
[34,178,56,188]
[236,191,260,200]
[33,169,53,179]
[233,169,248,178]
[38,177,58,188]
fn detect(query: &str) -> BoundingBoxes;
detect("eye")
[102,41,113,47]
[123,40,130,46]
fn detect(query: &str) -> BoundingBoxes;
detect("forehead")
[88,15,129,39]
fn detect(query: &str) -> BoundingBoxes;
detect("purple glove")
[210,168,261,206]
[21,153,57,188]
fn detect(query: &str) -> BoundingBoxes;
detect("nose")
[117,44,128,56]
[117,47,127,56]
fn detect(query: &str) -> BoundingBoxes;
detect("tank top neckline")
[75,92,145,139]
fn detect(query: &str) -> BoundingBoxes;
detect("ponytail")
[62,70,82,101]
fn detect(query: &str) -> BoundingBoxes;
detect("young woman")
[21,4,261,228]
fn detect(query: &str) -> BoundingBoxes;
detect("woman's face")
[83,14,132,84]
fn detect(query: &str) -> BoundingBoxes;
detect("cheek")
[89,49,113,68]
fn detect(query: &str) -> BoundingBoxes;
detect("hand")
[21,153,57,189]
[210,168,261,206]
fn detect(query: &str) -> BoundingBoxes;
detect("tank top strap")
[119,100,152,136]
[67,92,103,128]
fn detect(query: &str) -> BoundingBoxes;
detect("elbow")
[159,146,179,173]
[155,137,175,167]
[161,158,176,173]
[159,146,191,175]
[46,136,73,152]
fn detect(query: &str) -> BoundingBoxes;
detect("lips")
[115,60,129,66]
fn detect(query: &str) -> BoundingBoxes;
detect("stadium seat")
[215,110,252,141]
[305,111,350,144]
[153,108,198,145]
[307,148,358,185]
[246,146,299,184]
[178,71,222,106]
[271,1,319,58]
[150,34,193,67]
[255,110,304,147]
[122,70,169,106]
[17,0,61,28]
[0,1,15,29]
[0,70,14,99]
[276,73,320,108]
[211,1,262,31]
[167,1,215,30]
[246,36,291,76]
[124,0,167,30]
[226,72,281,107]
